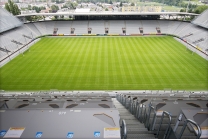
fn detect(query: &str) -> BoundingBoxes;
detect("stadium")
[0,6,208,139]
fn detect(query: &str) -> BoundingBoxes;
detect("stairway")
[113,98,158,139]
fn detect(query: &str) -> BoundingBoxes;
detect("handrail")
[136,102,141,119]
[140,103,145,122]
[128,98,132,112]
[121,96,123,104]
[135,101,140,118]
[142,106,147,123]
[124,98,127,108]
[145,103,152,127]
[150,105,157,130]
[131,100,135,114]
[156,111,172,139]
[132,100,136,114]
[178,119,201,139]
[145,105,156,129]
[121,119,127,139]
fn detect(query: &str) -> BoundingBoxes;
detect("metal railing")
[142,106,148,123]
[178,119,201,139]
[145,104,152,128]
[135,101,140,118]
[135,102,145,123]
[150,105,157,131]
[121,119,127,139]
[156,111,172,139]
[145,105,156,130]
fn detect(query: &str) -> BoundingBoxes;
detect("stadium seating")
[71,21,88,34]
[0,91,207,139]
[192,9,208,29]
[0,7,23,33]
[31,20,208,53]
[1,18,208,62]
[89,21,105,34]
[0,92,121,139]
[142,20,159,33]
[109,20,125,34]
[116,91,208,139]
[33,22,48,35]
[126,20,142,34]
[24,23,43,37]
[0,26,37,61]
[54,21,72,34]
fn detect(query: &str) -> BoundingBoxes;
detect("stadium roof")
[16,11,199,17]
[191,9,208,29]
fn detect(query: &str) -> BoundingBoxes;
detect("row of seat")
[0,92,120,139]
[116,92,208,139]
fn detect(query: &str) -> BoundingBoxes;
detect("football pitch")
[0,36,207,90]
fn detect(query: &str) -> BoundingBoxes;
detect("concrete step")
[175,126,196,136]
[127,133,157,139]
[127,128,156,134]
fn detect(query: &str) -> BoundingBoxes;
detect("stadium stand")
[27,21,208,53]
[89,21,105,34]
[24,23,42,37]
[71,21,88,34]
[44,21,56,34]
[0,51,8,59]
[126,20,142,34]
[0,92,121,139]
[54,21,71,34]
[116,91,208,139]
[0,7,22,33]
[192,9,208,29]
[33,22,47,35]
[142,20,159,33]
[0,91,207,139]
[0,26,37,53]
[109,20,125,34]
[0,8,207,69]
[1,18,208,67]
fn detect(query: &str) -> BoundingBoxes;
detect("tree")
[51,5,59,12]
[180,9,185,12]
[131,2,135,6]
[40,6,46,10]
[63,2,78,9]
[25,16,33,22]
[55,0,64,4]
[28,5,32,10]
[32,6,41,13]
[25,15,43,22]
[5,0,21,15]
[188,8,193,13]
[54,15,58,19]
[120,2,122,7]
[194,5,208,14]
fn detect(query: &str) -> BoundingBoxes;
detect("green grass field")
[0,36,207,91]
